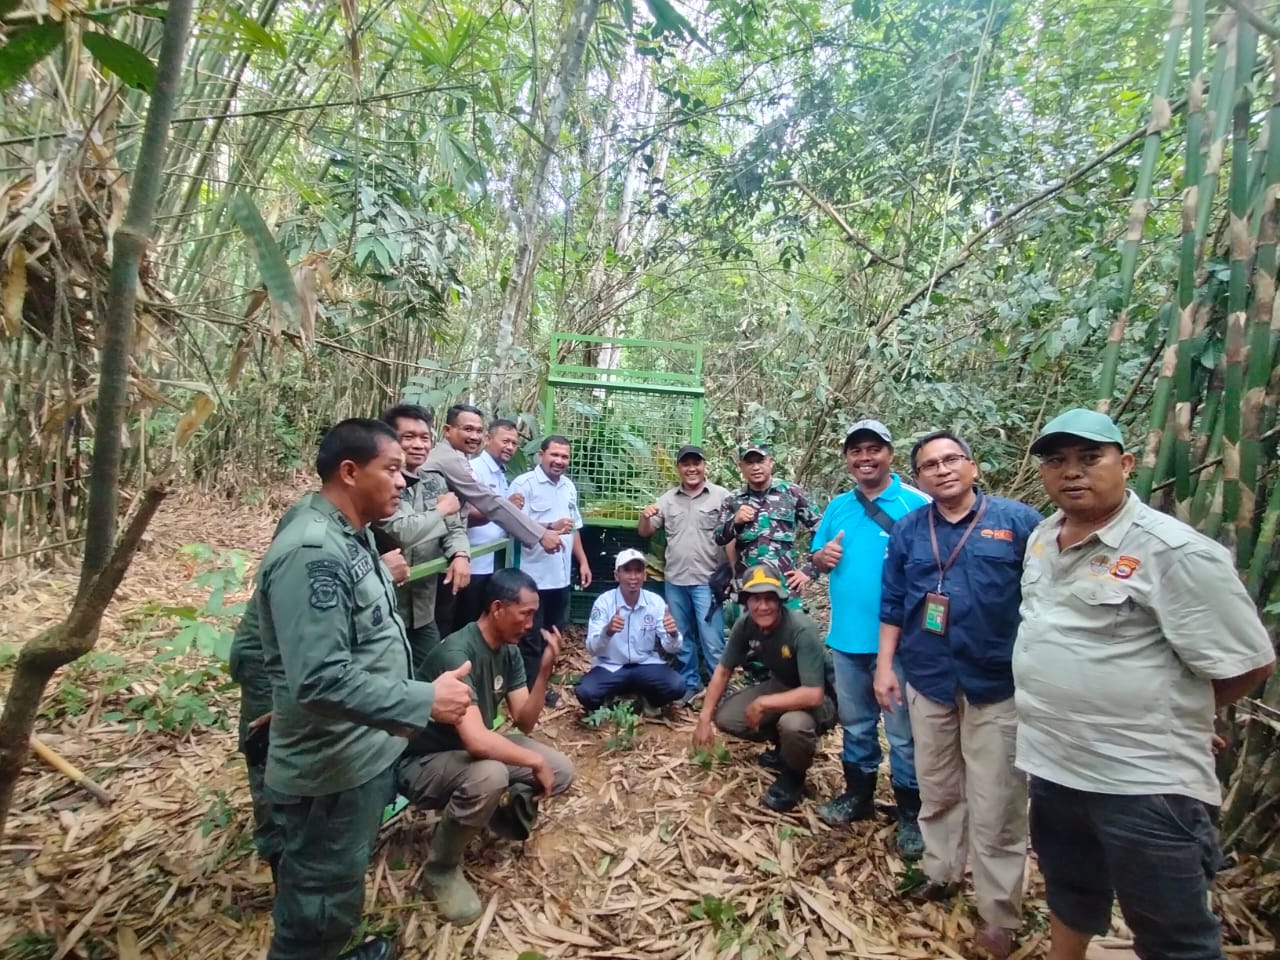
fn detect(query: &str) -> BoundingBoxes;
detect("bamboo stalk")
[1097,0,1188,411]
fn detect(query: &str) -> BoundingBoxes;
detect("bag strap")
[854,488,897,535]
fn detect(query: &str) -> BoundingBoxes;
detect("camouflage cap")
[740,563,788,599]
[738,439,771,459]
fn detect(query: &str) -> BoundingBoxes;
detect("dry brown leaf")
[2,244,26,336]
[173,393,216,449]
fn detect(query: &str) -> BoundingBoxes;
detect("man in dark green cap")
[692,563,835,811]
[397,567,574,924]
[257,418,475,960]
[1015,408,1274,960]
[714,440,820,604]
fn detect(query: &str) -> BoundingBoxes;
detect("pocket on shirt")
[699,508,720,531]
[352,574,390,639]
[1064,581,1138,638]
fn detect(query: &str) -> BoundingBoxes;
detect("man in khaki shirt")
[1014,408,1275,960]
[639,444,731,705]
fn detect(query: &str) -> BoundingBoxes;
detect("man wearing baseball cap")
[1015,408,1274,960]
[639,443,732,706]
[692,562,836,812]
[714,440,820,604]
[575,549,686,713]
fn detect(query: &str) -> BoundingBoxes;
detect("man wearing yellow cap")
[692,563,835,811]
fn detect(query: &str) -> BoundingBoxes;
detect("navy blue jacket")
[880,491,1043,705]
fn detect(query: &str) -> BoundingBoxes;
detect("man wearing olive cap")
[1015,408,1275,960]
[692,563,835,812]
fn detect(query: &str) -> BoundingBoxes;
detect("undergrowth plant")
[583,700,641,751]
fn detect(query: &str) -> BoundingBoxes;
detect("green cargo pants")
[238,678,284,868]
[266,765,397,960]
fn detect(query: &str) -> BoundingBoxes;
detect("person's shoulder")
[894,479,931,509]
[430,625,483,670]
[640,587,665,608]
[786,609,823,640]
[1129,499,1219,555]
[706,482,731,496]
[265,500,336,559]
[511,468,537,486]
[987,494,1043,522]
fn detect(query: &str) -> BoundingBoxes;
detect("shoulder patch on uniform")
[306,558,347,610]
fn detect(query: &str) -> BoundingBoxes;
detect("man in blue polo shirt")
[808,419,929,858]
[874,429,1042,959]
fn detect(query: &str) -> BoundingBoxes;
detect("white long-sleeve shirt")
[585,587,682,672]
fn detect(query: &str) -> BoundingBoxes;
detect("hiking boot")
[817,762,876,826]
[639,697,663,719]
[677,687,703,708]
[892,784,924,860]
[910,879,959,903]
[422,817,483,923]
[757,746,785,772]
[974,924,1015,960]
[338,938,396,960]
[761,767,806,812]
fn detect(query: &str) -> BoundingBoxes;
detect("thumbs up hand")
[815,530,845,571]
[606,608,626,636]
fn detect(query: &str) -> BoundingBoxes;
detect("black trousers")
[453,573,493,629]
[519,587,569,688]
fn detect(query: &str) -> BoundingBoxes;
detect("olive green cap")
[1030,408,1125,455]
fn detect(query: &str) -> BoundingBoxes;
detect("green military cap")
[740,563,788,599]
[738,439,771,459]
[1030,408,1126,455]
[488,783,540,841]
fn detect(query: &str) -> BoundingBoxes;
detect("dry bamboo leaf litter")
[2,486,1276,958]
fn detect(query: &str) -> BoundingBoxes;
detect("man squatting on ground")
[638,443,732,706]
[875,429,1042,959]
[396,567,574,924]
[255,418,474,960]
[806,418,929,859]
[575,549,686,712]
[693,563,836,811]
[1015,409,1275,960]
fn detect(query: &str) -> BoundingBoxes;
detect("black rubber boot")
[817,762,877,825]
[761,767,806,812]
[338,937,397,960]
[757,744,785,772]
[892,784,925,860]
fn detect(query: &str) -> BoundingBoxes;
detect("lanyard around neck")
[927,496,988,592]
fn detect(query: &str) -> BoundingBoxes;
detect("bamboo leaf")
[641,0,706,48]
[174,393,216,449]
[209,5,287,58]
[0,21,66,93]
[228,193,300,335]
[83,32,156,91]
[2,245,26,336]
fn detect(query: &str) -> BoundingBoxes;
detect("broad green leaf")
[83,32,155,91]
[229,193,300,331]
[0,21,65,93]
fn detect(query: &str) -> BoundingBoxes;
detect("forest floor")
[0,483,1274,960]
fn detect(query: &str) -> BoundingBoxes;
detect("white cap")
[614,548,647,570]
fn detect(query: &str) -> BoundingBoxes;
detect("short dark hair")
[540,434,571,452]
[909,430,974,474]
[844,432,891,454]
[484,568,539,609]
[381,403,433,430]
[316,418,398,482]
[488,418,518,433]
[445,403,484,425]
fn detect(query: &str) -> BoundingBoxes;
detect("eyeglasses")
[915,454,970,475]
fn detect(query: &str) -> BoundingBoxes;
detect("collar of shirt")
[1045,489,1141,551]
[929,487,986,523]
[862,473,904,502]
[742,480,783,498]
[614,588,652,612]
[474,450,500,474]
[314,492,359,534]
[674,483,709,500]
[533,465,568,488]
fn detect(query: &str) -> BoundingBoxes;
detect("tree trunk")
[490,0,602,408]
[0,0,194,837]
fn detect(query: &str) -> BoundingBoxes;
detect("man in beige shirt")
[1014,408,1275,960]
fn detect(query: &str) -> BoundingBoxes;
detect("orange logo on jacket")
[1109,555,1141,580]
[980,528,1014,542]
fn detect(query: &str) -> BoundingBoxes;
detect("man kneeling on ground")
[396,568,575,923]
[692,563,835,811]
[576,549,685,714]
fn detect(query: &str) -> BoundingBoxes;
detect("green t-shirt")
[722,608,830,689]
[405,622,526,755]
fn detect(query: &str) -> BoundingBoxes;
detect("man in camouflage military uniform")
[229,493,408,887]
[258,418,473,960]
[714,440,821,604]
[376,404,471,674]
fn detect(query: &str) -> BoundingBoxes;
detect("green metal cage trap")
[541,333,705,621]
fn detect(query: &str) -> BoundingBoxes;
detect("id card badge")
[923,592,950,635]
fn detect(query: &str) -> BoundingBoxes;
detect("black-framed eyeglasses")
[915,454,970,476]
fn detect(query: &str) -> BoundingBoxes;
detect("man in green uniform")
[397,568,575,923]
[714,441,820,604]
[229,493,408,887]
[258,418,475,960]
[376,404,471,672]
[692,563,835,811]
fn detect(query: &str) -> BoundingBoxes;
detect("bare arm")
[456,704,546,766]
[749,684,825,716]
[1214,663,1275,709]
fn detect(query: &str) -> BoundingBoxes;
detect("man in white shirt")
[576,549,684,712]
[510,435,592,698]
[455,418,520,627]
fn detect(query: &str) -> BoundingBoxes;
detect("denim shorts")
[1029,777,1224,960]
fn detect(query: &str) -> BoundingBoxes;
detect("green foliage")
[199,789,235,836]
[688,894,743,946]
[5,932,59,960]
[229,192,301,329]
[0,21,65,92]
[689,742,731,771]
[582,700,641,751]
[82,32,156,91]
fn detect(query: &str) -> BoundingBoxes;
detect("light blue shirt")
[812,473,929,654]
[467,451,509,575]
[585,587,682,672]
[510,465,583,589]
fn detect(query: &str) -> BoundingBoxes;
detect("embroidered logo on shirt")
[493,675,505,693]
[780,645,793,659]
[371,604,383,626]
[643,614,655,626]
[980,528,1014,542]
[1109,555,1141,580]
[1089,554,1112,575]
